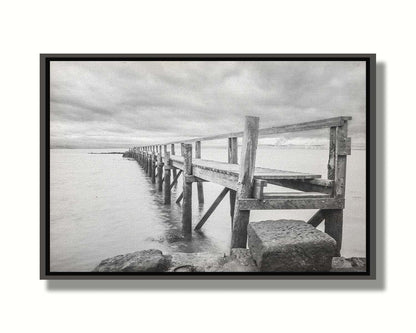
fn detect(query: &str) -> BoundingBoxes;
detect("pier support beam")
[194,187,229,231]
[157,152,163,191]
[195,141,204,204]
[182,144,193,238]
[324,121,349,256]
[151,151,156,183]
[163,152,171,204]
[171,144,177,183]
[231,116,259,248]
[228,137,238,227]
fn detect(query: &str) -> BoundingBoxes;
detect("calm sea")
[50,147,366,271]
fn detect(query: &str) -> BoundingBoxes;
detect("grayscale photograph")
[44,55,372,276]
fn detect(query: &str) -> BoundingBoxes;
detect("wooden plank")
[171,155,321,180]
[194,188,229,230]
[238,198,345,210]
[266,179,333,195]
[195,140,204,204]
[170,169,183,189]
[231,116,259,248]
[307,209,326,227]
[193,164,238,190]
[163,152,171,204]
[262,192,330,199]
[182,144,193,238]
[157,116,352,145]
[228,137,238,226]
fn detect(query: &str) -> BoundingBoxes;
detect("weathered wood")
[194,188,230,231]
[147,153,152,177]
[151,152,156,183]
[170,169,183,189]
[228,137,238,226]
[266,179,333,195]
[157,153,163,191]
[324,209,343,256]
[171,143,177,180]
[231,116,259,248]
[195,141,204,204]
[176,191,183,204]
[163,152,171,204]
[262,192,330,199]
[238,198,345,210]
[327,126,337,183]
[158,116,352,145]
[253,179,267,200]
[182,144,193,238]
[307,209,326,227]
[324,120,349,255]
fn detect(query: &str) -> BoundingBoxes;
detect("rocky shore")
[93,248,366,273]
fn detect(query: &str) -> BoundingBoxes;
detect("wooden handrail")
[136,116,351,147]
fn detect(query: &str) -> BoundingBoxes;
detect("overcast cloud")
[50,61,366,148]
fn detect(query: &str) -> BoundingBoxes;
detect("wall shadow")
[46,61,386,292]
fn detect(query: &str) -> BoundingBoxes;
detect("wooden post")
[163,152,171,204]
[182,144,193,238]
[151,151,156,183]
[228,137,238,226]
[231,116,259,248]
[157,151,163,191]
[170,143,177,182]
[324,121,349,256]
[195,141,204,204]
[147,151,152,177]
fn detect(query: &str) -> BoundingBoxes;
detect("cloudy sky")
[50,60,366,148]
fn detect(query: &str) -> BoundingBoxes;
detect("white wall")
[1,1,413,332]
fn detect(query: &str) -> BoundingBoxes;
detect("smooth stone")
[248,219,337,272]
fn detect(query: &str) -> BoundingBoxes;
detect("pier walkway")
[124,116,351,254]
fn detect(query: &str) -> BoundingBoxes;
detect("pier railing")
[125,116,351,254]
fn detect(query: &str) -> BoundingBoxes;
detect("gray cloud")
[50,60,366,148]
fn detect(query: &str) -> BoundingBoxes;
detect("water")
[50,147,366,272]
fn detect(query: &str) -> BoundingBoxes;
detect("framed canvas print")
[40,54,376,279]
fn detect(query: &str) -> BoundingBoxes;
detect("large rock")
[93,249,172,272]
[248,220,337,272]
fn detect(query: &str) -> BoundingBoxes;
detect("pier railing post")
[182,143,193,238]
[228,136,238,227]
[324,120,350,256]
[163,152,171,204]
[195,141,204,204]
[231,116,259,248]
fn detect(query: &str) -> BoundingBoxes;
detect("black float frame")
[40,54,376,280]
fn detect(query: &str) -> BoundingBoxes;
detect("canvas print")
[42,55,373,278]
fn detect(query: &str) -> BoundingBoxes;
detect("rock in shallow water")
[93,249,172,272]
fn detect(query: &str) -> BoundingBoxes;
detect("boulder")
[331,257,367,272]
[248,220,337,272]
[93,249,172,272]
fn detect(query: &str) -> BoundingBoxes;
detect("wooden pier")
[125,116,351,255]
